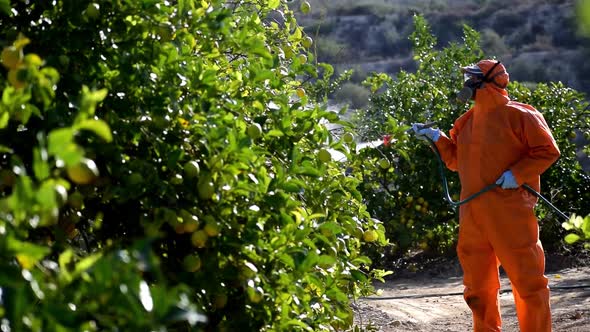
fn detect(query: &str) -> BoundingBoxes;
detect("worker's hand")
[495,170,519,189]
[411,123,440,142]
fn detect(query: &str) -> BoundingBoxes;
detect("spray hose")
[423,137,570,221]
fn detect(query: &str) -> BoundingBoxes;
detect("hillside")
[295,0,590,98]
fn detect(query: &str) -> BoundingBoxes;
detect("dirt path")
[354,266,590,331]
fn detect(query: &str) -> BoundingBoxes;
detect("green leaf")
[248,38,272,60]
[280,180,304,193]
[268,0,280,10]
[47,128,83,166]
[0,144,13,153]
[578,0,590,36]
[317,255,336,268]
[582,216,590,236]
[351,269,367,282]
[292,165,321,177]
[326,287,349,303]
[33,147,50,181]
[86,87,108,103]
[564,233,581,244]
[178,0,189,15]
[299,251,318,272]
[58,249,74,283]
[11,176,34,215]
[278,253,295,268]
[74,253,103,276]
[13,36,30,49]
[76,119,113,142]
[286,319,312,330]
[266,129,284,137]
[0,111,8,129]
[80,86,108,116]
[36,181,57,209]
[352,255,372,265]
[254,70,274,83]
[48,128,74,155]
[318,222,343,235]
[0,0,11,16]
[7,236,51,269]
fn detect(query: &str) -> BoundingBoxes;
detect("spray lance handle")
[405,121,438,133]
[415,121,437,131]
[408,121,437,131]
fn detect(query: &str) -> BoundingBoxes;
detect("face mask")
[456,74,483,104]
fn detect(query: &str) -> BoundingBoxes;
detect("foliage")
[562,214,590,248]
[352,14,590,263]
[301,0,590,98]
[577,0,590,37]
[509,82,590,249]
[0,1,388,331]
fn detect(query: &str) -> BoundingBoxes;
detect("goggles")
[461,63,484,82]
[463,72,482,82]
[461,61,504,84]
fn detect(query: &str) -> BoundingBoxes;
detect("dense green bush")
[352,15,590,262]
[0,1,388,330]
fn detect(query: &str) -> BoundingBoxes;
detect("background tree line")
[296,0,590,110]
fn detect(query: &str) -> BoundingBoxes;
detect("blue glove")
[495,170,519,189]
[411,123,441,142]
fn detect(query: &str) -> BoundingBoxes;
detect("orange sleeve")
[434,130,458,172]
[510,112,560,185]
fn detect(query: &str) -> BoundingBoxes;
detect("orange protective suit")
[435,60,560,332]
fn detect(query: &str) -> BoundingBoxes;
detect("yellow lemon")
[67,158,99,184]
[302,36,313,48]
[342,132,354,143]
[363,230,378,242]
[183,160,200,179]
[318,149,331,163]
[1,46,22,69]
[204,221,220,237]
[182,254,202,272]
[191,230,208,248]
[296,87,306,98]
[379,158,390,169]
[247,123,262,139]
[300,1,311,14]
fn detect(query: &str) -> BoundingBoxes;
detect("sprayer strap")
[482,61,502,81]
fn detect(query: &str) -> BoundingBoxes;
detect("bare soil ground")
[354,256,590,331]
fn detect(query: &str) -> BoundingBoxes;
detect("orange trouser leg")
[457,204,502,332]
[494,241,552,332]
[479,193,553,332]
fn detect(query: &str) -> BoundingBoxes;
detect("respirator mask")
[456,61,504,104]
[457,73,484,103]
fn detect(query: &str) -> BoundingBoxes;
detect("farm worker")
[411,59,560,332]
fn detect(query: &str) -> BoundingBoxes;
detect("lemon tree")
[353,15,590,262]
[0,1,387,331]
